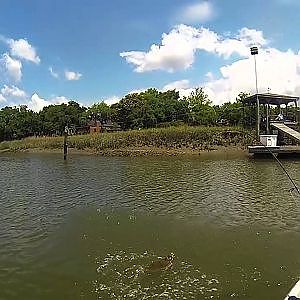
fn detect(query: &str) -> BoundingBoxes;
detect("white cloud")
[0,94,6,102]
[120,25,267,72]
[0,37,39,84]
[0,53,22,81]
[163,79,190,91]
[153,41,300,106]
[100,90,147,106]
[0,85,26,107]
[161,48,300,105]
[205,71,214,80]
[101,82,194,105]
[1,85,26,98]
[65,70,82,81]
[162,79,194,98]
[28,93,70,112]
[7,38,40,64]
[128,88,148,94]
[49,66,59,78]
[51,96,70,103]
[237,28,268,48]
[180,1,214,24]
[103,96,119,105]
[120,25,196,72]
[0,83,81,111]
[120,24,300,105]
[28,94,52,112]
[204,48,300,105]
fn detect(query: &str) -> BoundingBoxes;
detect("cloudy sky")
[1,0,300,111]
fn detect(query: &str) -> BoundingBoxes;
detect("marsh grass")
[0,126,255,153]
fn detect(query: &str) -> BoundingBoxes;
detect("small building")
[89,120,103,134]
[88,119,121,134]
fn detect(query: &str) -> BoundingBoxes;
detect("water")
[1,153,300,299]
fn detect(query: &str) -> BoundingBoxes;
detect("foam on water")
[93,250,220,299]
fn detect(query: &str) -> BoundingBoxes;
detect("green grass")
[0,125,255,153]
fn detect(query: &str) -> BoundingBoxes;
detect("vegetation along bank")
[0,87,259,156]
[0,126,255,156]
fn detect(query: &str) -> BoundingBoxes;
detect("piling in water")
[63,127,68,160]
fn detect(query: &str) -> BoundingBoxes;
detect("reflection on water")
[1,153,300,299]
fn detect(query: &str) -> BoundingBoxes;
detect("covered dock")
[243,93,299,136]
[243,93,300,156]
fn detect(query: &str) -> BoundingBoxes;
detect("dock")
[243,93,300,157]
[248,145,300,155]
[271,122,300,142]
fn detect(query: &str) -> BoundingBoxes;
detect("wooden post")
[63,126,68,160]
[296,100,300,132]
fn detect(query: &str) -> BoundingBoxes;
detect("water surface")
[1,153,300,299]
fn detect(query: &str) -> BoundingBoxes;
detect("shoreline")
[0,146,248,158]
[0,126,254,158]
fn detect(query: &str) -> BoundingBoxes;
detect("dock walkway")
[270,123,300,143]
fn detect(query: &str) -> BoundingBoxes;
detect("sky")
[1,0,300,111]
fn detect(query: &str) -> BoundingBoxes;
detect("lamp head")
[250,46,258,55]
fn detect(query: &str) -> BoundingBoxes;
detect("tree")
[39,101,86,135]
[236,92,250,103]
[112,88,188,129]
[0,106,40,141]
[185,88,216,125]
[112,92,143,129]
[215,92,251,126]
[86,101,112,121]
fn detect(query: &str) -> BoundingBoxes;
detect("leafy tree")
[86,101,112,121]
[112,92,142,129]
[112,88,186,129]
[0,88,259,142]
[0,106,40,141]
[39,101,86,135]
[218,102,243,125]
[185,88,217,125]
[214,92,252,126]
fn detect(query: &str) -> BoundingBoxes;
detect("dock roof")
[243,93,299,105]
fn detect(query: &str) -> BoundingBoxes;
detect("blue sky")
[1,0,300,110]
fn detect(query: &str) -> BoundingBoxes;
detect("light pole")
[250,46,260,137]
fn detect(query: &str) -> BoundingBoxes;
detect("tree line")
[0,88,251,142]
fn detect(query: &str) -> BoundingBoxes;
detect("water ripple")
[1,153,300,299]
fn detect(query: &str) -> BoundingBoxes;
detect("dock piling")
[63,126,68,160]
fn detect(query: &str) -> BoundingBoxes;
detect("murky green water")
[1,153,300,299]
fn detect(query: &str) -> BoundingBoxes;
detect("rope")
[258,141,300,196]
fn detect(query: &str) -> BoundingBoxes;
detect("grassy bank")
[0,126,255,155]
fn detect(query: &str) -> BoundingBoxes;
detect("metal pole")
[266,102,269,134]
[254,54,260,137]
